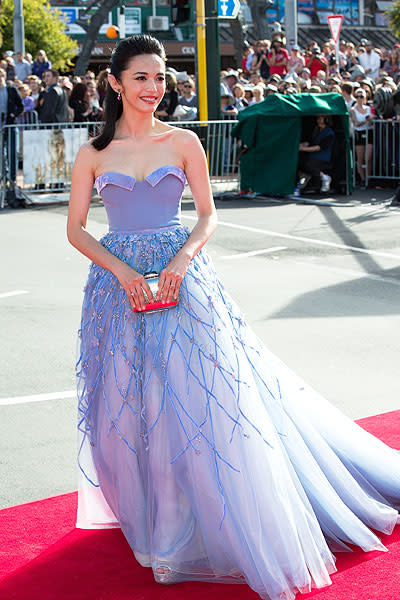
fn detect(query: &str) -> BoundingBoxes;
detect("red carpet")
[0,410,399,600]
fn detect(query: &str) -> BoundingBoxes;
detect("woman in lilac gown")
[67,34,400,600]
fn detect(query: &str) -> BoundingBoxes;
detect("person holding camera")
[251,40,270,82]
[306,47,329,78]
[267,38,289,77]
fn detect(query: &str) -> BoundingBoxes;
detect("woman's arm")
[300,145,321,152]
[155,129,218,303]
[67,143,153,310]
[250,55,258,70]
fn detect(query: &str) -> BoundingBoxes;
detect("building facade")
[51,0,397,72]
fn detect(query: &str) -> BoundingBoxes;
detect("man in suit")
[0,67,24,186]
[39,68,69,123]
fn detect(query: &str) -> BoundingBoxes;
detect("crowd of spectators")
[219,32,400,191]
[0,48,199,127]
[219,34,400,115]
[1,34,399,193]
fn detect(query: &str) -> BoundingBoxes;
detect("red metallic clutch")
[132,272,179,314]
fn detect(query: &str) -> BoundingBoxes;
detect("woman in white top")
[350,88,373,189]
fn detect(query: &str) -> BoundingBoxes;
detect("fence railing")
[351,120,400,188]
[0,119,241,207]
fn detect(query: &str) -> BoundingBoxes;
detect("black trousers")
[298,154,330,187]
[2,125,17,183]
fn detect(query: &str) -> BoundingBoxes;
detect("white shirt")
[14,59,32,81]
[358,50,381,82]
[246,52,255,71]
[353,105,372,131]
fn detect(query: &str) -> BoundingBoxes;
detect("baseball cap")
[224,69,239,80]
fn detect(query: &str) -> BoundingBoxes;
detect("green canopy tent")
[231,93,352,196]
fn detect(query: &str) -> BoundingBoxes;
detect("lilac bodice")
[94,165,186,232]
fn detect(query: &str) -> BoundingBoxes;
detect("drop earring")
[117,89,121,100]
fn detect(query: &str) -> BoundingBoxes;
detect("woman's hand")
[114,262,154,311]
[156,251,191,304]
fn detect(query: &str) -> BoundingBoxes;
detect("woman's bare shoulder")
[153,118,199,137]
[72,140,101,181]
[76,140,98,158]
[76,140,100,165]
[171,126,199,144]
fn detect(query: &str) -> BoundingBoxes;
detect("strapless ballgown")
[75,165,400,600]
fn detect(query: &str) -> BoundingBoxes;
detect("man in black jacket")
[39,68,69,123]
[0,67,24,184]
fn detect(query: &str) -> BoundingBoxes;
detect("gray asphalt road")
[1,192,400,509]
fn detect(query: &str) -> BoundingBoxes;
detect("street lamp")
[284,0,298,49]
[13,0,25,55]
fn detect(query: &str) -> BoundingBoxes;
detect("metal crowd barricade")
[352,119,400,188]
[176,118,240,183]
[0,119,241,207]
[2,117,399,208]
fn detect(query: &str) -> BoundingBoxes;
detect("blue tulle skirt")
[76,223,400,600]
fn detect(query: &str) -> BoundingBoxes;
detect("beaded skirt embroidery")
[76,224,400,600]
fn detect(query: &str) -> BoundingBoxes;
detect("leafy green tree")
[388,0,400,38]
[0,0,78,72]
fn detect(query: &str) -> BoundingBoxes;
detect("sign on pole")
[327,15,343,74]
[327,15,343,43]
[218,0,240,19]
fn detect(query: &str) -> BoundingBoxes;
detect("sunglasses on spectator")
[355,94,365,98]
[183,84,193,88]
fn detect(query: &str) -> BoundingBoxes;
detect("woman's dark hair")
[91,34,166,151]
[165,71,177,92]
[69,82,89,106]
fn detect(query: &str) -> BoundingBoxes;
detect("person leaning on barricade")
[69,83,94,123]
[38,68,69,124]
[350,88,373,189]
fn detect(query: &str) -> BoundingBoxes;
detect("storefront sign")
[54,6,113,35]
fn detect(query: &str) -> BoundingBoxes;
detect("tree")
[0,0,77,72]
[73,0,120,76]
[388,0,400,38]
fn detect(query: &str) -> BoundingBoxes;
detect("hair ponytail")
[91,34,166,151]
[92,83,123,151]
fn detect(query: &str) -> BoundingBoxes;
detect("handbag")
[132,272,179,314]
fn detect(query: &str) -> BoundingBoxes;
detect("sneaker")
[299,174,311,190]
[321,174,331,192]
